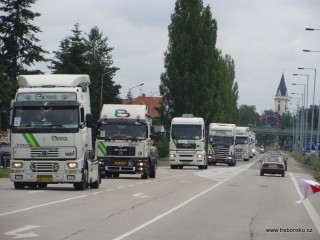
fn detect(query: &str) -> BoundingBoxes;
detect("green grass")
[290,152,320,181]
[0,168,10,178]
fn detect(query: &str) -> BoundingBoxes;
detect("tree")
[85,26,121,121]
[0,0,47,109]
[52,24,121,121]
[159,0,238,128]
[52,23,88,74]
[237,105,260,126]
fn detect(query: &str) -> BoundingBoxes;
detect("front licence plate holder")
[36,175,53,182]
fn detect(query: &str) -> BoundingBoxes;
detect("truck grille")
[14,147,76,159]
[29,162,62,173]
[214,146,229,160]
[176,143,196,149]
[106,146,135,156]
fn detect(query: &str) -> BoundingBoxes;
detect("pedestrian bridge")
[250,126,315,137]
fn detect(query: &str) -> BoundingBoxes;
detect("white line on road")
[290,172,320,234]
[0,195,88,217]
[113,181,224,240]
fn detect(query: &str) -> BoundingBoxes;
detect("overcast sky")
[30,0,320,113]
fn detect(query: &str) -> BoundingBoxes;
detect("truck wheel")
[141,171,149,179]
[170,165,177,169]
[14,182,25,189]
[74,170,87,190]
[106,173,112,178]
[149,163,156,178]
[178,166,183,169]
[90,171,100,189]
[112,173,119,178]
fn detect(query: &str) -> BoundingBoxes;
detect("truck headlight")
[197,154,203,158]
[13,162,23,168]
[67,162,78,169]
[170,154,176,158]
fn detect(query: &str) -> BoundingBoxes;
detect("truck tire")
[37,183,47,188]
[74,169,87,190]
[14,182,25,189]
[149,162,156,178]
[141,170,149,179]
[90,171,100,189]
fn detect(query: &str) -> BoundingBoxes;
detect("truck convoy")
[95,104,157,179]
[4,74,100,190]
[235,126,250,161]
[169,114,207,169]
[207,123,237,166]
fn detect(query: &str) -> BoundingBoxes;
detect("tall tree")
[237,105,260,126]
[0,0,47,109]
[159,0,238,128]
[85,26,121,121]
[52,23,88,74]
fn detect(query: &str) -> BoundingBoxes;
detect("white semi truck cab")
[169,114,207,169]
[4,74,100,190]
[235,126,250,161]
[95,104,157,179]
[207,123,236,166]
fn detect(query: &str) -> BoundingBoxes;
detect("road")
[0,153,319,240]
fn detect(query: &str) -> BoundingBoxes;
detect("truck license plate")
[115,161,126,165]
[37,175,53,182]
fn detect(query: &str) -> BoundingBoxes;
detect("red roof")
[122,96,162,117]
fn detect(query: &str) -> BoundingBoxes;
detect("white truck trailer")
[169,114,207,169]
[207,123,237,166]
[235,126,250,161]
[5,74,100,190]
[95,104,157,179]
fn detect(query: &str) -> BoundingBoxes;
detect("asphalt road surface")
[0,153,319,240]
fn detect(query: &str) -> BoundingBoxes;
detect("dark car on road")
[0,143,10,169]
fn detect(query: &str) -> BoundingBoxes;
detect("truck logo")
[52,136,68,141]
[115,109,130,118]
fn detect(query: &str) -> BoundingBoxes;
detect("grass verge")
[0,168,10,178]
[290,152,320,182]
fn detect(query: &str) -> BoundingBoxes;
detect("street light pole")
[291,94,304,153]
[298,67,317,168]
[292,83,307,154]
[293,73,309,155]
[100,68,119,107]
[128,83,144,104]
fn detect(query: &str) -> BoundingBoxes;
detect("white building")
[274,73,288,115]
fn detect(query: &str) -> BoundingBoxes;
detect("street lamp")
[298,67,317,167]
[128,83,144,104]
[293,73,309,151]
[291,94,304,153]
[100,68,119,107]
[292,83,307,155]
[305,28,320,31]
[303,49,320,53]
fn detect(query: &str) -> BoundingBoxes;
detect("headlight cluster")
[67,162,78,169]
[137,162,148,167]
[197,154,203,158]
[170,154,176,158]
[12,162,23,168]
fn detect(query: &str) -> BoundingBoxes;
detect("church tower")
[274,73,288,115]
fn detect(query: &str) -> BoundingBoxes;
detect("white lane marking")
[29,190,44,194]
[132,193,150,198]
[92,191,103,195]
[0,195,88,217]
[5,225,40,238]
[113,181,224,240]
[290,172,320,234]
[105,188,115,192]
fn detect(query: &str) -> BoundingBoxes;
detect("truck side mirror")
[85,113,93,128]
[1,111,7,131]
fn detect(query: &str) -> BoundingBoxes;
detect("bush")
[156,135,169,158]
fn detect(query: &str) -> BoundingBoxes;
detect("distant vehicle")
[260,147,265,154]
[260,153,285,177]
[0,143,10,169]
[269,152,288,171]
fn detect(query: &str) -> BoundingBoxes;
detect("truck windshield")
[209,136,233,146]
[12,106,79,133]
[236,136,248,144]
[98,123,147,140]
[171,124,202,140]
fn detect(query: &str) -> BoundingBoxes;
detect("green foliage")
[160,0,238,127]
[0,168,10,178]
[0,0,47,111]
[237,105,260,126]
[156,135,169,158]
[52,24,121,121]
